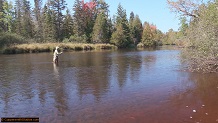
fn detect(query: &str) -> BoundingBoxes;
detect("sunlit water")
[1,47,218,123]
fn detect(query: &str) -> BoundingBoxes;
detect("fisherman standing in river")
[53,46,62,64]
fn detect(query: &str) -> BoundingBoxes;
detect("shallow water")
[1,47,218,123]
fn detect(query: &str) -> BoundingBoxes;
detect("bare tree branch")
[167,0,203,18]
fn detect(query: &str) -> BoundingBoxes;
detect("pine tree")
[14,0,34,38]
[92,12,108,43]
[110,3,130,48]
[141,23,154,47]
[111,23,128,48]
[116,4,127,24]
[49,0,67,41]
[107,17,113,41]
[62,8,73,39]
[129,11,135,44]
[1,1,13,32]
[34,0,43,42]
[72,0,97,43]
[0,0,5,32]
[22,0,34,38]
[132,15,143,45]
[96,0,109,16]
[72,0,85,37]
[14,0,22,35]
[42,4,56,42]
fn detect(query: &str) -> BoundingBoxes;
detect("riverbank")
[1,43,118,54]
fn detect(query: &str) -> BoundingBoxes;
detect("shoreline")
[1,43,118,54]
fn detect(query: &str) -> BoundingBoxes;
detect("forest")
[0,0,179,50]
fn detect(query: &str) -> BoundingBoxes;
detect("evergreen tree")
[22,0,34,38]
[111,23,128,48]
[107,17,113,41]
[1,1,13,32]
[62,8,73,39]
[34,0,43,42]
[0,0,5,32]
[116,3,127,24]
[14,0,34,38]
[132,15,143,45]
[129,11,135,44]
[110,3,130,48]
[72,0,97,43]
[42,4,56,42]
[141,23,154,47]
[72,0,85,37]
[14,0,22,35]
[49,0,67,41]
[92,12,108,43]
[96,0,109,16]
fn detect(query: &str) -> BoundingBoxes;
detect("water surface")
[1,47,218,123]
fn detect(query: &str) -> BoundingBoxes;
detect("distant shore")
[1,43,118,54]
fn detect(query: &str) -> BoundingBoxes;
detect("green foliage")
[180,1,218,72]
[22,0,34,38]
[116,4,128,24]
[33,0,43,42]
[62,9,74,39]
[14,0,22,35]
[73,0,84,37]
[111,4,130,48]
[178,17,188,37]
[2,1,13,32]
[49,0,67,41]
[0,0,163,50]
[111,23,130,48]
[154,29,164,44]
[129,12,135,44]
[62,38,69,43]
[68,34,87,43]
[141,24,155,47]
[96,0,109,15]
[42,5,56,42]
[162,29,177,45]
[0,32,26,48]
[131,14,143,45]
[2,43,117,54]
[92,12,109,43]
[14,0,34,38]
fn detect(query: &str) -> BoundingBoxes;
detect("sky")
[11,0,180,33]
[112,0,180,32]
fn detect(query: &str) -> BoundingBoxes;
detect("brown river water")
[1,47,218,123]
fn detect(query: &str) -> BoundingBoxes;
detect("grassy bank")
[1,43,118,54]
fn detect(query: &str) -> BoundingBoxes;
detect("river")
[0,47,218,123]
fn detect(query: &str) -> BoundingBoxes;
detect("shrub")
[69,34,87,43]
[0,33,26,48]
[181,1,218,72]
[63,38,70,43]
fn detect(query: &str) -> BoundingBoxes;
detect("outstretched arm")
[57,51,63,55]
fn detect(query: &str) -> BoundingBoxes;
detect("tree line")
[0,0,169,48]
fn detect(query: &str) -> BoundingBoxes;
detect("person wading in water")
[53,46,62,64]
